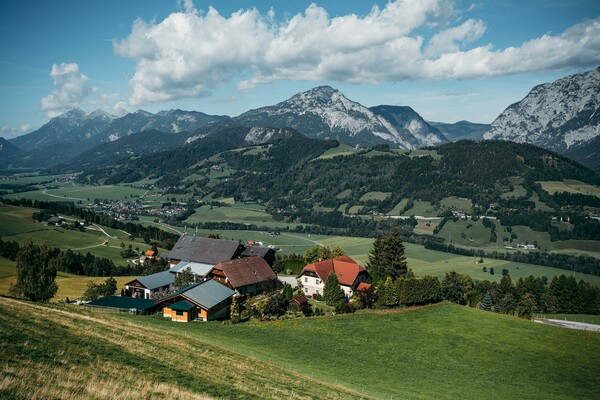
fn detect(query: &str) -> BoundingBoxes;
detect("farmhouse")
[208,257,277,295]
[241,244,276,267]
[298,256,370,299]
[167,235,244,266]
[156,279,236,322]
[124,270,175,299]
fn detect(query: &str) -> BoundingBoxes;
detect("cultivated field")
[2,299,599,399]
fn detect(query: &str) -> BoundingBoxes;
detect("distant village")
[86,234,372,323]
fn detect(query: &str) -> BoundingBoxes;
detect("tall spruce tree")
[12,238,58,302]
[380,228,408,280]
[366,235,384,282]
[323,271,345,306]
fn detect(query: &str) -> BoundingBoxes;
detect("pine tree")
[323,271,345,306]
[380,228,408,280]
[366,235,384,282]
[12,238,58,302]
[478,291,494,311]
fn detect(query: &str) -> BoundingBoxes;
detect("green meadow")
[3,298,598,399]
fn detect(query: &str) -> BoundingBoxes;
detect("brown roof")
[213,257,276,289]
[291,295,309,305]
[168,235,244,265]
[299,256,366,287]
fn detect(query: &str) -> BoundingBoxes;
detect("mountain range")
[2,66,600,172]
[484,67,600,171]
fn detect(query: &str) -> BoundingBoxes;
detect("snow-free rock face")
[483,67,600,153]
[235,86,447,149]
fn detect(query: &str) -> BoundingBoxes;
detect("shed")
[156,279,235,322]
[85,296,158,314]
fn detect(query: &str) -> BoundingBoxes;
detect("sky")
[1,0,599,139]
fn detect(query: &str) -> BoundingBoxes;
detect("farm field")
[538,180,600,197]
[0,261,135,301]
[551,240,600,258]
[359,191,391,202]
[393,149,442,159]
[402,200,439,217]
[314,144,361,160]
[388,198,409,215]
[0,203,158,265]
[501,184,528,199]
[440,196,472,212]
[1,183,152,203]
[3,298,598,400]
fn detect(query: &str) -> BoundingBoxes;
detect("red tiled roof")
[213,257,276,289]
[300,256,366,287]
[356,282,372,292]
[291,295,308,305]
[145,250,156,256]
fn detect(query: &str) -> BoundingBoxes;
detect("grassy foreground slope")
[3,299,599,400]
[0,297,362,400]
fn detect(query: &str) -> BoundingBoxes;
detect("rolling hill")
[1,298,599,399]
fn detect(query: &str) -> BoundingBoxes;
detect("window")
[316,279,321,285]
[304,288,308,293]
[304,277,308,283]
[176,310,183,316]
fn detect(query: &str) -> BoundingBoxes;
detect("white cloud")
[40,63,90,117]
[1,124,33,139]
[114,1,600,105]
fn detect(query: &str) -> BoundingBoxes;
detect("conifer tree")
[478,291,494,311]
[380,228,408,280]
[12,238,58,302]
[383,277,399,308]
[366,235,384,282]
[323,271,345,306]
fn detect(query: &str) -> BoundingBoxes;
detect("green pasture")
[440,196,472,212]
[314,144,361,160]
[393,149,442,160]
[335,189,352,199]
[538,180,600,197]
[133,302,600,400]
[551,240,600,258]
[402,200,440,217]
[510,225,552,250]
[389,198,409,215]
[501,184,528,199]
[359,191,391,202]
[436,219,495,247]
[347,205,362,214]
[529,192,554,212]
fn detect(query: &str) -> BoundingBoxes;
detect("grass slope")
[0,297,362,400]
[3,299,599,399]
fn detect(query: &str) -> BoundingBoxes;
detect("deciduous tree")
[11,238,58,302]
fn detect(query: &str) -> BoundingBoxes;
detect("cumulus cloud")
[114,0,600,105]
[1,124,33,139]
[40,63,90,117]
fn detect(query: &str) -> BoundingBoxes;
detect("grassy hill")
[1,299,599,399]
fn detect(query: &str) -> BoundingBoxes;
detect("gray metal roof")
[182,279,235,309]
[170,261,214,277]
[134,270,175,290]
[168,235,244,265]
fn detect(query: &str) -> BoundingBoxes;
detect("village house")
[208,257,277,296]
[155,279,235,322]
[124,270,175,299]
[167,235,245,266]
[297,256,370,299]
[240,243,276,266]
[169,260,214,280]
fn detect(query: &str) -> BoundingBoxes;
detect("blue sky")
[1,0,599,139]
